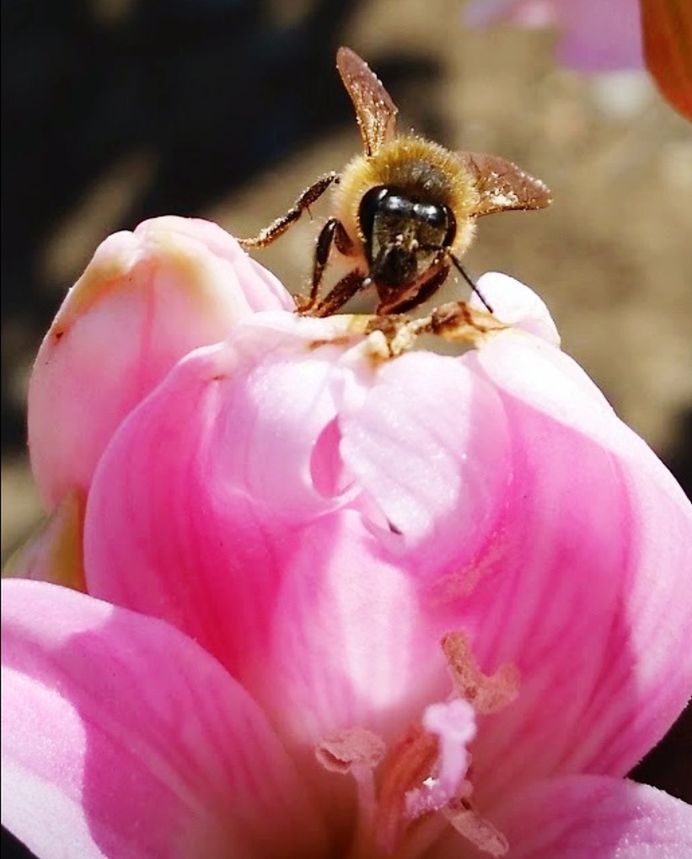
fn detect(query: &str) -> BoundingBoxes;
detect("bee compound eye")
[413,202,447,229]
[381,193,412,219]
[442,205,457,246]
[358,186,390,236]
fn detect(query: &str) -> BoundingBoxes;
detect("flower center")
[315,631,519,858]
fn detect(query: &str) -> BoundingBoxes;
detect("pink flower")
[464,0,644,72]
[3,216,692,858]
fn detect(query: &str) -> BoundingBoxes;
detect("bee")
[240,47,551,317]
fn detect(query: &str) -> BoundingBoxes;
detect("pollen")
[442,631,520,713]
[315,726,386,774]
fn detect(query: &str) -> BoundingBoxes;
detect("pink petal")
[338,348,511,564]
[1,579,325,859]
[496,775,692,858]
[470,272,560,346]
[454,331,692,803]
[260,510,446,743]
[154,217,293,313]
[29,216,292,508]
[557,0,644,72]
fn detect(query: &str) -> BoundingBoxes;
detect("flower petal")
[29,217,292,507]
[81,312,356,660]
[338,349,511,565]
[470,272,560,346]
[557,0,643,72]
[496,775,692,859]
[1,579,325,859]
[453,331,692,803]
[259,510,448,743]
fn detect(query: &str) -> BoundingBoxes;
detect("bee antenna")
[446,251,494,314]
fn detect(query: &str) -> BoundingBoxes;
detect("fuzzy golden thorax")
[333,134,480,257]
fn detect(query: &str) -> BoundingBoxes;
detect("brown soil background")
[2,1,691,839]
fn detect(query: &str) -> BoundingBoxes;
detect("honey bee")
[240,47,551,317]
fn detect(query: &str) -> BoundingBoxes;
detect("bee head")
[359,185,456,287]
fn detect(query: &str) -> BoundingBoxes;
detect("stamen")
[444,798,509,857]
[315,727,385,827]
[315,634,514,857]
[373,724,438,852]
[442,632,520,713]
[316,726,385,774]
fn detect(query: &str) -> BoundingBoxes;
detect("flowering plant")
[3,216,692,858]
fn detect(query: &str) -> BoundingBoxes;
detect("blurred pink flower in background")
[3,217,692,858]
[464,0,643,71]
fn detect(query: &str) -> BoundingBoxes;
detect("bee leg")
[375,264,450,315]
[302,270,365,318]
[239,172,339,248]
[447,252,494,314]
[298,218,354,313]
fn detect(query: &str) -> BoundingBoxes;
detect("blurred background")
[2,1,690,853]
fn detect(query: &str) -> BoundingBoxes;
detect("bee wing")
[460,152,552,217]
[337,47,398,156]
